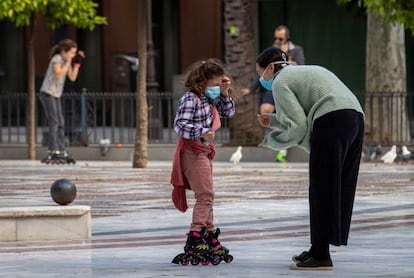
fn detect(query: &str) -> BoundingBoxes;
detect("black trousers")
[39,92,66,152]
[309,109,364,246]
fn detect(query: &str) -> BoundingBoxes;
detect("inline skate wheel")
[224,254,233,263]
[191,258,200,265]
[180,258,190,266]
[201,257,210,266]
[211,255,221,265]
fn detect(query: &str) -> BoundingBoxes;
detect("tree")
[339,0,414,145]
[359,0,414,33]
[223,0,262,146]
[132,0,148,168]
[365,12,408,144]
[0,0,106,159]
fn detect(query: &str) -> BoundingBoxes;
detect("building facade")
[0,0,413,94]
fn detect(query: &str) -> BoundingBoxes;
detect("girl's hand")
[201,130,215,142]
[221,75,231,96]
[78,50,86,58]
[257,114,271,127]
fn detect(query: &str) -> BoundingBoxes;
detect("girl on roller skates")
[171,59,235,265]
[39,39,85,164]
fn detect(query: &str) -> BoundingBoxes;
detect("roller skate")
[40,151,52,164]
[205,228,233,264]
[60,151,76,164]
[41,151,64,165]
[40,151,76,165]
[172,227,220,266]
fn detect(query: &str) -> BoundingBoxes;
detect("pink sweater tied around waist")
[170,105,221,212]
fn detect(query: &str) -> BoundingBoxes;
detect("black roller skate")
[61,151,76,164]
[40,152,52,164]
[172,227,220,266]
[206,228,233,264]
[40,151,76,165]
[41,151,64,164]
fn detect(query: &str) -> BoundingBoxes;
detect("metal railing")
[0,91,263,146]
[0,91,413,147]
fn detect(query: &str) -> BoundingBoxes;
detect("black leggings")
[39,92,66,152]
[309,109,364,246]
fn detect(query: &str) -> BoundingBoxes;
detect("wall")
[102,0,139,91]
[179,0,222,71]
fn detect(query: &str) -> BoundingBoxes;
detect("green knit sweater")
[262,65,364,153]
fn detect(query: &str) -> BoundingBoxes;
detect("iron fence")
[0,91,413,147]
[0,91,263,146]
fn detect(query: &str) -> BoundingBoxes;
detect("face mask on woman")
[259,61,288,91]
[259,74,275,91]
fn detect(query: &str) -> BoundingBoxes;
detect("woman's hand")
[257,114,271,127]
[240,88,251,96]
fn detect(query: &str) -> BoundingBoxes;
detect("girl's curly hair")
[184,59,235,98]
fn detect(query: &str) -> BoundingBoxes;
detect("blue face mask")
[205,86,221,100]
[259,61,288,91]
[259,75,274,91]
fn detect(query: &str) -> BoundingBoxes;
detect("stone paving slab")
[0,160,413,277]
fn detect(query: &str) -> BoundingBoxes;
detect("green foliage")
[338,0,414,34]
[0,0,106,30]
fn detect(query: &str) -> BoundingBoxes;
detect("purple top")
[174,92,235,140]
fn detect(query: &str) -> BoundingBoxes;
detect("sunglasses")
[274,37,285,41]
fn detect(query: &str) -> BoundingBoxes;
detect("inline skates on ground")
[172,227,221,266]
[41,151,76,165]
[172,227,232,266]
[205,228,233,264]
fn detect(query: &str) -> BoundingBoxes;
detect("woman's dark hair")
[49,39,77,59]
[184,58,235,98]
[256,47,288,73]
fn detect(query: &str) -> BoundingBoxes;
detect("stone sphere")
[50,179,77,205]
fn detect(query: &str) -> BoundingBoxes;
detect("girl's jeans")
[39,92,66,152]
[181,146,215,232]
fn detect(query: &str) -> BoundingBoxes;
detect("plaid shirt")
[174,92,235,140]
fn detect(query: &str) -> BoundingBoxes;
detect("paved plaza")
[0,159,413,277]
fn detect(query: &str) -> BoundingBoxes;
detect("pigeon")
[230,146,243,165]
[381,145,397,164]
[369,144,382,162]
[401,145,411,162]
[99,138,111,156]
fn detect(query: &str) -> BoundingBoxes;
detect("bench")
[0,206,91,241]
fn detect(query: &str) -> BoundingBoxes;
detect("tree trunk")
[132,0,148,168]
[223,0,262,146]
[365,11,409,145]
[26,15,36,160]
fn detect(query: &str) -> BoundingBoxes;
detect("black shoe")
[292,251,311,263]
[290,256,333,270]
